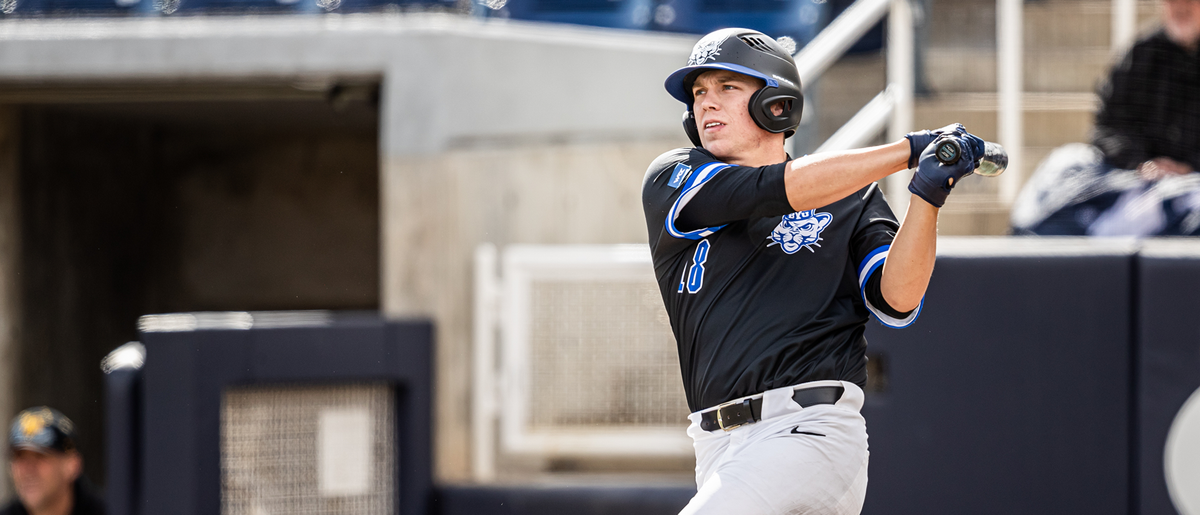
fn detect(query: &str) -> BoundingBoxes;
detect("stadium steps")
[813,0,1161,234]
[920,0,1158,234]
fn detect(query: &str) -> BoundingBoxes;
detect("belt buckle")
[715,399,747,432]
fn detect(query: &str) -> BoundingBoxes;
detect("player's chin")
[701,138,735,159]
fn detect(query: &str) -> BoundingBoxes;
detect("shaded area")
[15,91,380,488]
[432,484,696,515]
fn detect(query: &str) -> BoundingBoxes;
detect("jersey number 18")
[678,239,710,294]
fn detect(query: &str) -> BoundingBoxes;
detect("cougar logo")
[688,36,725,66]
[768,210,833,254]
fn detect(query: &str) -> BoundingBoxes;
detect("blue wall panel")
[1137,252,1200,515]
[861,254,1133,514]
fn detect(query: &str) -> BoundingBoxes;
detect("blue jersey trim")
[665,162,732,240]
[857,245,922,328]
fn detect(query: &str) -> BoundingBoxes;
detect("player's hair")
[664,28,804,148]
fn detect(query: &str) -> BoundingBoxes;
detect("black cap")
[9,407,76,454]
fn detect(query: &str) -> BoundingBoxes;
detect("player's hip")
[685,381,868,464]
[687,381,864,436]
[683,381,870,514]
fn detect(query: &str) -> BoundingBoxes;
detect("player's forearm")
[783,140,909,212]
[880,195,939,312]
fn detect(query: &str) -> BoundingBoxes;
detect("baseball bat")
[933,138,1008,177]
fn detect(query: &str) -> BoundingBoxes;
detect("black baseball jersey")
[642,147,920,412]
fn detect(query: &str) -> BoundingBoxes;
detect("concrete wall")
[384,138,686,478]
[0,15,696,481]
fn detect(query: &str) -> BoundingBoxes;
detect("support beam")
[997,0,1024,205]
[887,0,915,216]
[1112,0,1138,55]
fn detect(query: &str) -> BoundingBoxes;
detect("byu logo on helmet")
[687,34,725,66]
[768,210,833,254]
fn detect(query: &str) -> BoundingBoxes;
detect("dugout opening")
[0,80,381,491]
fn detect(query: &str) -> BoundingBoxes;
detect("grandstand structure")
[0,0,1174,495]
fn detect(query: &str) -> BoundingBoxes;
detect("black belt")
[699,385,844,432]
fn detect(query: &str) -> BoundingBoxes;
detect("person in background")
[1,407,104,515]
[1092,0,1200,179]
[1011,0,1200,236]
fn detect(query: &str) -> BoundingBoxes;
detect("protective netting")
[528,279,689,428]
[221,384,395,515]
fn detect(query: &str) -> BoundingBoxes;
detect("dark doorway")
[11,81,381,488]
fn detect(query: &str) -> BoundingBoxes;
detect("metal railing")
[807,0,1142,211]
[997,0,1023,205]
[795,0,916,213]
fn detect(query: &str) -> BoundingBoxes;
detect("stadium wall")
[0,15,694,481]
[0,108,17,503]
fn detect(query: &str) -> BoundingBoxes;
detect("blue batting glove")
[904,123,967,169]
[908,133,983,208]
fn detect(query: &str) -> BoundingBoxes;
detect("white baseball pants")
[680,381,870,515]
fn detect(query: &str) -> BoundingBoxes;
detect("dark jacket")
[0,477,105,515]
[1092,29,1200,171]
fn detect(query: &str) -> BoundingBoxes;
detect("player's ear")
[770,99,788,117]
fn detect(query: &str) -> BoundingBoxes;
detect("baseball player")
[641,28,984,514]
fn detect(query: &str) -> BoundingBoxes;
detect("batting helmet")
[664,28,804,148]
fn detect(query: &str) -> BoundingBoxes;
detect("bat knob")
[935,139,962,165]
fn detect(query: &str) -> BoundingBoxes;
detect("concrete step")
[927,0,1161,49]
[811,0,1159,235]
[913,92,1097,145]
[920,0,1162,92]
[923,47,1114,93]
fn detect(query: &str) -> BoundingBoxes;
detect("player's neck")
[713,144,788,167]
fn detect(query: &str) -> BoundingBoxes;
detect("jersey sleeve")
[646,149,793,240]
[849,184,921,328]
[673,159,793,236]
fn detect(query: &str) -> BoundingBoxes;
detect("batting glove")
[904,123,967,169]
[908,133,985,208]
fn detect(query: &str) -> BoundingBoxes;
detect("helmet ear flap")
[683,109,703,148]
[748,86,804,134]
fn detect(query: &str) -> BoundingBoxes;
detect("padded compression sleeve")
[861,262,917,321]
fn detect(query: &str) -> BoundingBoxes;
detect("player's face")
[691,70,784,165]
[10,449,80,512]
[1164,0,1200,48]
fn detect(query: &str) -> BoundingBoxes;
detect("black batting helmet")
[664,28,804,148]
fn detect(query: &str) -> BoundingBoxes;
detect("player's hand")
[1138,157,1193,180]
[904,123,967,169]
[908,133,984,208]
